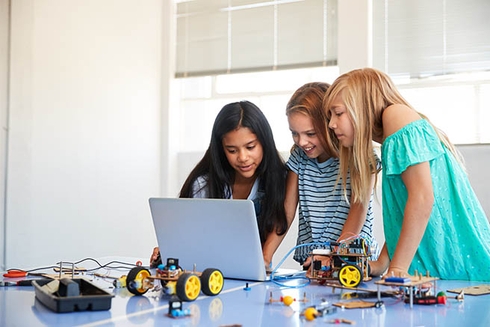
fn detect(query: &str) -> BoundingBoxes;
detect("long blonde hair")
[324,68,463,206]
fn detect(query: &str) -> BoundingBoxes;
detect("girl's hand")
[150,247,160,267]
[303,255,331,272]
[368,243,390,276]
[383,266,409,279]
[302,256,312,270]
[263,256,272,272]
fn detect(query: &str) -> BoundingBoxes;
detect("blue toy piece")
[167,295,192,318]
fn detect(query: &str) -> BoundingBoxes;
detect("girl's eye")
[307,133,316,137]
[247,145,255,150]
[330,108,343,117]
[227,149,236,154]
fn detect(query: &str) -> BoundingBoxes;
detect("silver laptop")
[149,197,269,281]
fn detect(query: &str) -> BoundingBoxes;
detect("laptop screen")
[149,197,268,281]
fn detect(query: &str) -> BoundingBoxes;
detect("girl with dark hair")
[151,101,288,268]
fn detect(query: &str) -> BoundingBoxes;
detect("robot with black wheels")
[307,237,372,288]
[126,258,224,302]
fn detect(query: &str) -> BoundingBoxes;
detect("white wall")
[3,0,166,268]
[0,0,9,269]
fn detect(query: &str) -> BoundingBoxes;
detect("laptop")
[149,197,270,281]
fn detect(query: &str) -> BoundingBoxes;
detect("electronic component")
[385,277,411,283]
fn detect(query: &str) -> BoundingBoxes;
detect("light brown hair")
[286,82,338,158]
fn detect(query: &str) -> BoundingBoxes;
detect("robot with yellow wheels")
[307,237,371,288]
[126,258,224,302]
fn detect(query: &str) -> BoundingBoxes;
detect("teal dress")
[381,119,490,281]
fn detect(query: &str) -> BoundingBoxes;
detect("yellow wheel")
[127,267,152,295]
[200,268,224,296]
[176,273,201,301]
[338,264,362,288]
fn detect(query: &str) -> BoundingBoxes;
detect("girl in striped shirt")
[268,82,379,268]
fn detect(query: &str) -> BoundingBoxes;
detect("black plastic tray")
[32,278,114,313]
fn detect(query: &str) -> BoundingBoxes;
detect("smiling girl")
[267,82,379,268]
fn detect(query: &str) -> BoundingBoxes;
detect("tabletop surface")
[1,257,490,327]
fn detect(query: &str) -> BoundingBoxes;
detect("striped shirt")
[286,146,378,264]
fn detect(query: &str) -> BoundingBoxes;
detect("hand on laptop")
[263,255,272,271]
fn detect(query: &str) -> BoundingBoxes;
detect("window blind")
[373,0,490,78]
[176,0,338,77]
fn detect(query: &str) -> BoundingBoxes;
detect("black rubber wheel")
[200,268,224,296]
[126,267,151,295]
[176,272,201,301]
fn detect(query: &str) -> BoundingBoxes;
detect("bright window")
[176,0,490,154]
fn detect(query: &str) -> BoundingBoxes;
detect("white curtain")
[373,0,490,77]
[176,0,338,77]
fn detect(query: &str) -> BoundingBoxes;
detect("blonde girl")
[325,68,490,281]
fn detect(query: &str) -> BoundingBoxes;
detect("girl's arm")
[369,243,390,276]
[262,170,299,268]
[387,161,434,277]
[338,172,377,241]
[380,104,433,277]
[307,173,376,270]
